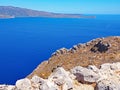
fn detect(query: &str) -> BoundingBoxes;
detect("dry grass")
[28,36,120,79]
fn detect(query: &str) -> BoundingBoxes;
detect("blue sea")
[0,15,120,84]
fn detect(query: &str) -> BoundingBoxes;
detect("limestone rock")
[0,85,15,90]
[31,76,45,90]
[96,62,120,90]
[100,62,120,70]
[96,79,120,90]
[28,36,120,79]
[31,75,44,84]
[87,65,99,73]
[39,80,59,90]
[52,48,68,56]
[2,62,120,90]
[71,66,100,83]
[71,62,120,90]
[73,84,94,90]
[48,67,74,90]
[16,78,32,90]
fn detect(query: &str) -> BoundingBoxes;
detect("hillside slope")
[28,36,120,79]
[0,6,95,18]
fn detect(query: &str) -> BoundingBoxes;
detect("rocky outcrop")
[90,40,110,53]
[1,36,120,90]
[0,67,94,90]
[52,48,68,56]
[28,36,120,79]
[71,66,100,83]
[96,62,120,90]
[71,62,120,90]
[0,85,15,90]
[1,62,120,90]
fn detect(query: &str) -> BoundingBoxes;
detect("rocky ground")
[1,62,120,90]
[1,36,120,90]
[28,36,120,79]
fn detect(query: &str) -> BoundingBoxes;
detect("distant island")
[0,6,95,18]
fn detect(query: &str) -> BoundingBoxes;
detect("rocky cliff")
[28,36,120,79]
[1,36,120,90]
[1,62,120,90]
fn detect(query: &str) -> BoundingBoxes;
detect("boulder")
[49,67,74,90]
[31,75,45,85]
[71,66,99,83]
[2,62,120,90]
[90,40,110,53]
[16,78,32,90]
[96,79,120,90]
[39,80,59,90]
[100,62,120,70]
[52,48,68,56]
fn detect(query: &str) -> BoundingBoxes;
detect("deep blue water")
[0,15,120,84]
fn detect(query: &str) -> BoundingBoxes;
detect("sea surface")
[0,15,120,84]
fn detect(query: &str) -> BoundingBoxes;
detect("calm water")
[0,15,120,84]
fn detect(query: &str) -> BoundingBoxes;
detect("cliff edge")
[28,36,120,79]
[1,62,120,90]
[1,36,120,90]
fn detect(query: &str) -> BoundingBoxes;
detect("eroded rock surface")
[28,36,120,79]
[1,36,120,90]
[1,62,120,90]
[71,66,100,83]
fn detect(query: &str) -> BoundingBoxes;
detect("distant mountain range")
[0,6,95,18]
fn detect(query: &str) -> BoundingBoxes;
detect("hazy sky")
[0,0,120,14]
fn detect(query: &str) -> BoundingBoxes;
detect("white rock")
[16,78,32,90]
[31,75,45,84]
[40,80,59,90]
[96,79,120,90]
[74,84,94,90]
[2,62,120,90]
[96,63,120,90]
[71,66,100,83]
[49,67,73,90]
[0,85,15,90]
[87,65,99,73]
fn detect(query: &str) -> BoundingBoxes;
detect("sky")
[0,0,120,14]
